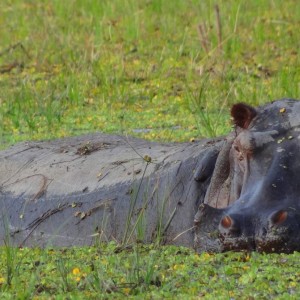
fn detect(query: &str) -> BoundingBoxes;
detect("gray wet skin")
[1,132,222,248]
[195,99,300,253]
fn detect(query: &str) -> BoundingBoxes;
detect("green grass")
[1,243,300,299]
[1,0,300,298]
[0,0,299,147]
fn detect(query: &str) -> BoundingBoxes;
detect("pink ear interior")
[231,103,257,129]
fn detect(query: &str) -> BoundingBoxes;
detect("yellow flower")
[193,254,200,261]
[133,59,140,65]
[72,267,81,275]
[244,254,251,262]
[173,264,185,270]
[0,277,5,284]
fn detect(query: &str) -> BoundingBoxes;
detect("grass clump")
[0,0,299,147]
[1,244,300,299]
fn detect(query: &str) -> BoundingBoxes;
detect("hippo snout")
[217,209,300,253]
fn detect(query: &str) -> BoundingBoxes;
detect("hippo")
[1,98,300,253]
[194,98,300,253]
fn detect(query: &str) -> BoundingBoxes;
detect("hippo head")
[195,99,300,253]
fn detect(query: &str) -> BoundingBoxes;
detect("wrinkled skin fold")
[194,99,300,253]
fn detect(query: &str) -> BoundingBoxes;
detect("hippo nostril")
[269,210,288,227]
[220,215,233,229]
[219,215,241,237]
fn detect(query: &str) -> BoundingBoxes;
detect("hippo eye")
[234,132,255,154]
[233,145,245,161]
[233,145,240,153]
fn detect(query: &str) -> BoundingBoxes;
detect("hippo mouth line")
[220,234,291,253]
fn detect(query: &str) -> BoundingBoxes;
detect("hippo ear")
[231,103,257,129]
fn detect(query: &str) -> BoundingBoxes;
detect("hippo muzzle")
[218,208,300,253]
